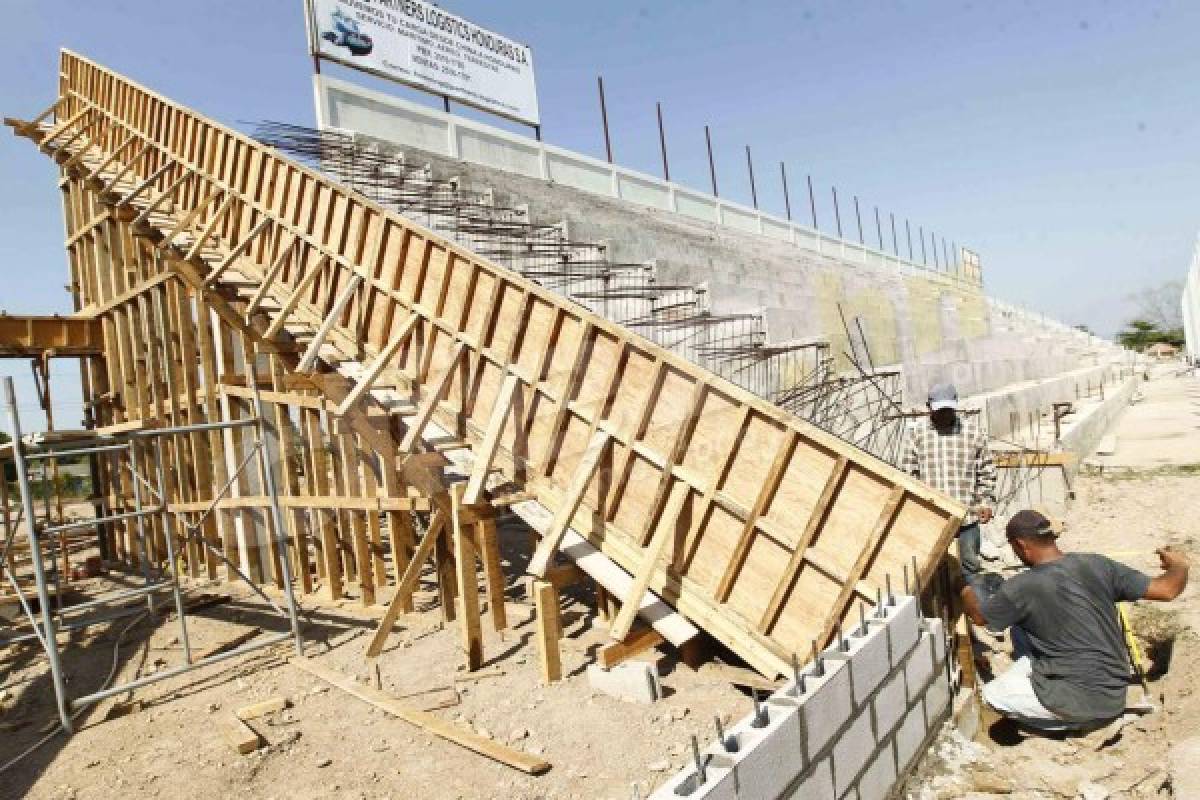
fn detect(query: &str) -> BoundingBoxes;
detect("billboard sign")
[307,0,540,126]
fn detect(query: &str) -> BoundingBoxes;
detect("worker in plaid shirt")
[901,382,997,578]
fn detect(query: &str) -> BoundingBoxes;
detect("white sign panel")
[308,0,540,126]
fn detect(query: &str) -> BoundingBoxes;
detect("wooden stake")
[533,579,562,684]
[364,509,446,658]
[476,518,507,632]
[451,489,484,671]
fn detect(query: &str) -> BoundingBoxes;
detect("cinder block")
[921,674,952,729]
[903,632,937,703]
[649,756,737,800]
[796,657,854,760]
[856,740,898,800]
[831,617,891,708]
[723,700,806,800]
[893,699,929,773]
[586,662,661,703]
[869,595,921,666]
[781,756,835,800]
[872,666,907,739]
[831,710,875,797]
[924,617,947,666]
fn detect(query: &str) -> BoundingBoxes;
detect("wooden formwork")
[7,50,965,678]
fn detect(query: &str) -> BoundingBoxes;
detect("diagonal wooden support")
[398,342,467,453]
[263,254,329,339]
[296,273,363,373]
[205,216,274,285]
[132,169,192,227]
[608,483,687,641]
[364,508,447,659]
[182,192,238,261]
[246,235,297,316]
[336,313,419,416]
[112,156,173,201]
[462,373,519,505]
[157,188,222,250]
[526,430,612,578]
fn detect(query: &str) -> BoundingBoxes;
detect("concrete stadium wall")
[648,596,951,800]
[313,76,1121,407]
[1183,233,1200,362]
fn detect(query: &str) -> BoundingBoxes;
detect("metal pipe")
[253,386,305,657]
[128,440,157,613]
[52,581,172,615]
[25,443,129,461]
[656,102,669,182]
[745,146,757,209]
[704,125,718,196]
[68,632,291,710]
[153,437,191,663]
[2,376,72,732]
[133,418,255,437]
[40,507,158,535]
[597,76,613,163]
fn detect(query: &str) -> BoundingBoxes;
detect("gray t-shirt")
[980,553,1151,722]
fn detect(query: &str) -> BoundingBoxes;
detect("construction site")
[1,4,1197,799]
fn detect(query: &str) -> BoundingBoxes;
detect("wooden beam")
[336,313,418,416]
[364,509,447,659]
[235,696,288,721]
[0,315,104,357]
[293,657,550,775]
[398,342,466,453]
[205,215,272,284]
[476,518,508,632]
[526,430,611,578]
[532,579,562,684]
[597,626,665,670]
[262,254,328,339]
[219,714,261,755]
[296,273,362,372]
[608,483,687,641]
[451,489,484,671]
[462,373,519,505]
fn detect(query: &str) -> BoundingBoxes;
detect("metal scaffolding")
[0,376,304,733]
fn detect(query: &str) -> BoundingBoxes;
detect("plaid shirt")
[900,416,997,526]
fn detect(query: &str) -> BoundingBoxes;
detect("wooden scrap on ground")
[220,713,262,754]
[196,627,261,660]
[235,696,289,721]
[293,657,550,775]
[597,626,665,670]
[701,662,784,693]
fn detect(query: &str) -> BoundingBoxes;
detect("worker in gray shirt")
[960,510,1189,730]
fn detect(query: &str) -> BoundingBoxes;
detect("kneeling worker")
[960,510,1189,731]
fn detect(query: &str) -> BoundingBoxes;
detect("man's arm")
[960,584,988,626]
[974,433,998,523]
[1144,547,1190,601]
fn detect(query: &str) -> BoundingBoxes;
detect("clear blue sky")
[2,0,1197,430]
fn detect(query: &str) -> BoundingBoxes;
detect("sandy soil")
[0,511,753,800]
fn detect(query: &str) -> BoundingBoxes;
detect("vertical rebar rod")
[3,376,73,733]
[656,102,669,181]
[705,125,718,196]
[153,436,192,663]
[780,162,792,220]
[905,219,913,260]
[890,212,898,255]
[253,386,305,657]
[832,186,842,237]
[919,225,927,264]
[597,76,613,164]
[807,174,817,229]
[745,146,757,209]
[932,230,940,268]
[853,196,863,244]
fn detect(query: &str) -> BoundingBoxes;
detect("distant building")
[1144,342,1179,360]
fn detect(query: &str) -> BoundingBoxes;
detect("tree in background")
[1116,318,1183,351]
[1129,280,1184,333]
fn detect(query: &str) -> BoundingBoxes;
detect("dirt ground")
[0,510,752,800]
[903,369,1200,799]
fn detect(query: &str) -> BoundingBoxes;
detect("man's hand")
[1158,546,1189,571]
[977,506,994,524]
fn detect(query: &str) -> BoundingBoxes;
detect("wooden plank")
[293,657,550,774]
[398,342,466,453]
[608,484,687,641]
[335,313,418,416]
[235,696,288,721]
[364,509,446,658]
[296,273,362,372]
[462,373,518,505]
[596,626,665,670]
[262,253,328,338]
[532,579,562,684]
[219,713,262,755]
[476,518,508,632]
[526,430,611,578]
[451,490,484,670]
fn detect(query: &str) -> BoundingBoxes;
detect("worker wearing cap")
[961,510,1189,730]
[901,382,997,578]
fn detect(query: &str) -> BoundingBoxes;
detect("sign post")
[306,0,540,130]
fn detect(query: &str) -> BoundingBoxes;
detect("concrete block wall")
[650,597,952,800]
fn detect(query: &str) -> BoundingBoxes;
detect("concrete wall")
[313,76,1123,407]
[1183,233,1200,362]
[649,596,951,800]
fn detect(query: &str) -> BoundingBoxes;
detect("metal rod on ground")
[705,125,718,196]
[597,76,613,163]
[780,162,792,220]
[2,376,72,733]
[745,146,757,209]
[253,384,305,657]
[152,436,192,663]
[656,102,669,181]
